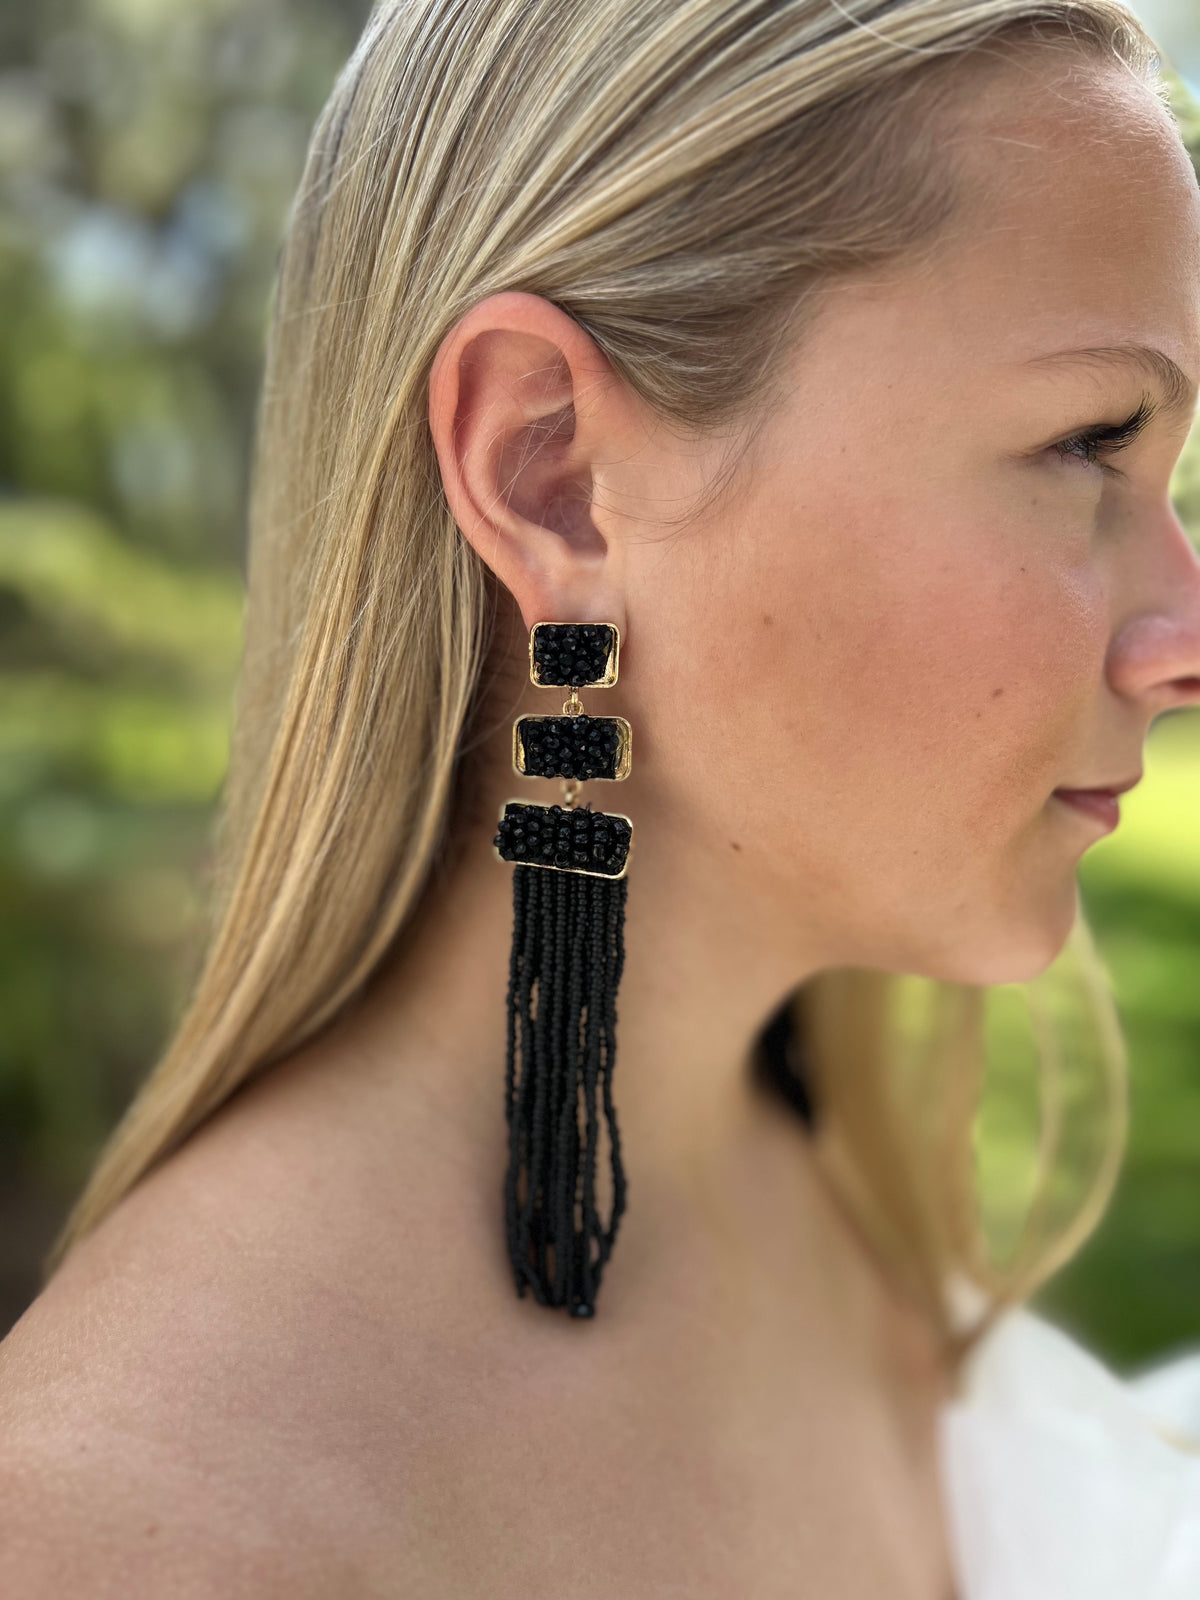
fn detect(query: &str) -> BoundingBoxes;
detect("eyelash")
[1050,397,1157,472]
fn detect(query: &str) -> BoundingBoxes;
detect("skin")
[2,48,1200,1600]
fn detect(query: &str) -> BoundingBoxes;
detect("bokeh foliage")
[1051,708,1200,1364]
[0,4,1197,1366]
[0,0,372,1313]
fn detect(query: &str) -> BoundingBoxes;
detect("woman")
[2,0,1199,1593]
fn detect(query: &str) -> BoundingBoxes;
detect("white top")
[938,1306,1200,1599]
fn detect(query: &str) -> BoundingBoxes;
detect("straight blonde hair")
[47,0,1158,1372]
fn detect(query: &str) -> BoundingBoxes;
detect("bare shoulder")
[0,1053,523,1598]
[0,1408,309,1599]
[0,1450,379,1598]
[0,1222,384,1598]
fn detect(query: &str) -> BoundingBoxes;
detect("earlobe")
[427,292,624,630]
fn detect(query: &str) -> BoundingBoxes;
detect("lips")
[1052,789,1121,830]
[1050,772,1140,832]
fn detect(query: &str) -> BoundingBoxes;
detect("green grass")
[1033,710,1200,1368]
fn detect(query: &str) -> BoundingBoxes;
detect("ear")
[428,291,635,631]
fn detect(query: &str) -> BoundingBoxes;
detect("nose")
[1107,504,1200,714]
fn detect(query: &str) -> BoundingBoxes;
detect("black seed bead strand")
[553,871,587,1307]
[548,869,572,1302]
[577,873,604,1312]
[527,865,558,1292]
[597,877,628,1269]
[504,864,542,1299]
[512,865,544,1301]
[514,865,540,1290]
[544,866,569,1292]
[500,863,629,1313]
[503,862,527,1189]
[501,867,520,1284]
[580,877,619,1306]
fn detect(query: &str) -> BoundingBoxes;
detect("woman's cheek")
[951,551,1111,827]
[836,514,1112,821]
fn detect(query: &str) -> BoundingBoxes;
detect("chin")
[910,881,1081,987]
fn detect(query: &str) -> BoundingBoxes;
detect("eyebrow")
[1021,342,1198,419]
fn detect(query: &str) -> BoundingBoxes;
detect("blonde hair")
[47,0,1157,1371]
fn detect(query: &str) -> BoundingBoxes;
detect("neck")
[348,683,840,1296]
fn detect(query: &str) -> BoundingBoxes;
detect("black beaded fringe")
[503,863,629,1317]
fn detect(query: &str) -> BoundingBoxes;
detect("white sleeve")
[937,1307,1200,1600]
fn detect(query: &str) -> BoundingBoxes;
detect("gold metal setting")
[502,621,633,863]
[528,621,621,689]
[496,799,635,880]
[511,714,633,783]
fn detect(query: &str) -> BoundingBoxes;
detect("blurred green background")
[0,0,374,1320]
[0,2,1197,1368]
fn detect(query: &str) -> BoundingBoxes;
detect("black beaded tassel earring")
[493,622,633,1318]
